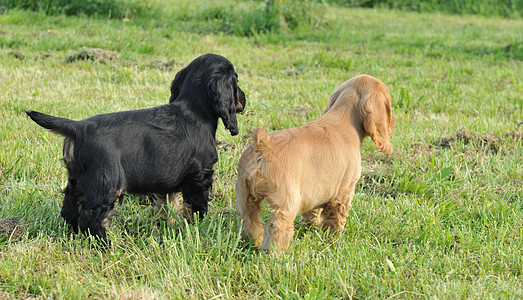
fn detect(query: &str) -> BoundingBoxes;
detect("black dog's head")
[169,53,246,136]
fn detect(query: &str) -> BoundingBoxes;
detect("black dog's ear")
[236,86,246,113]
[170,67,188,103]
[209,72,239,136]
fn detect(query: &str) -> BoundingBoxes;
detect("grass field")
[1,0,522,298]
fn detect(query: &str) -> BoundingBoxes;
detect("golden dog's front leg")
[151,193,189,226]
[151,193,168,217]
[302,208,323,227]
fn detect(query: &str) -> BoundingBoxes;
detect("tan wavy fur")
[235,75,394,252]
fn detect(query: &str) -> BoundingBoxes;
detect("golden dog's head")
[325,75,394,154]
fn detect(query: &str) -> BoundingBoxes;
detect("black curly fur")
[26,53,246,244]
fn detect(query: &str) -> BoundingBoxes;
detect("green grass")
[0,0,158,19]
[329,0,523,18]
[1,0,522,298]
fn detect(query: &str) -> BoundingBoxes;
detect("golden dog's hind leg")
[243,195,264,247]
[236,181,264,247]
[262,198,299,253]
[320,188,355,235]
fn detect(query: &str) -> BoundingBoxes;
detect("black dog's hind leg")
[74,171,123,246]
[181,168,214,220]
[61,177,117,246]
[61,178,81,232]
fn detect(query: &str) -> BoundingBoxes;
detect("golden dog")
[235,75,394,252]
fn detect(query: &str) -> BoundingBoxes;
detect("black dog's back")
[26,106,199,193]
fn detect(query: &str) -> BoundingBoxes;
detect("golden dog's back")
[239,119,362,213]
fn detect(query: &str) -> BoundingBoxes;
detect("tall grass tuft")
[192,0,326,37]
[0,0,152,19]
[328,0,523,18]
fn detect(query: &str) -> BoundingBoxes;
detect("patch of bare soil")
[281,65,305,76]
[0,216,24,242]
[34,53,52,60]
[437,127,476,146]
[409,128,521,156]
[505,130,523,141]
[7,50,25,59]
[65,47,117,63]
[360,153,397,197]
[359,171,398,197]
[150,58,182,71]
[291,104,314,119]
[435,127,501,153]
[33,29,57,37]
[113,288,159,300]
[409,142,435,155]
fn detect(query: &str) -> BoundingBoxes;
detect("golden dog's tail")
[253,127,272,160]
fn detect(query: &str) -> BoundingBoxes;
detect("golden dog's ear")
[323,85,346,114]
[358,91,394,154]
[324,94,337,113]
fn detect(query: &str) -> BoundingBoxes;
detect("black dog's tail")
[26,110,78,138]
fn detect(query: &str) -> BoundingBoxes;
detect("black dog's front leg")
[181,168,214,220]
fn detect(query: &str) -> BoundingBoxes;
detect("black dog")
[26,53,246,244]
